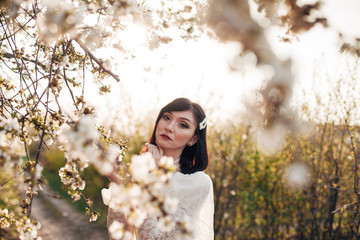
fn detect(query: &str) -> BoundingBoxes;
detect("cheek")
[155,121,164,133]
[176,131,194,143]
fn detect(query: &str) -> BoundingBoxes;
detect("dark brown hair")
[149,98,208,174]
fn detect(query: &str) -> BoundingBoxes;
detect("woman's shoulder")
[171,171,213,210]
[173,171,213,189]
[174,170,211,179]
[191,171,213,184]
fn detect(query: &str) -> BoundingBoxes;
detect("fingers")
[155,140,164,156]
[159,147,164,157]
[145,143,163,162]
[106,171,122,184]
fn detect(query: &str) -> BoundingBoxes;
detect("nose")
[165,120,175,132]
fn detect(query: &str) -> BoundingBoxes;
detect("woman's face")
[155,110,198,159]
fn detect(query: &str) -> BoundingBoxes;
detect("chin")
[155,139,168,148]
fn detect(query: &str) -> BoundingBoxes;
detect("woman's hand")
[145,142,163,163]
[106,170,122,184]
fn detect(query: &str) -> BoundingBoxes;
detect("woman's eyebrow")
[180,117,191,123]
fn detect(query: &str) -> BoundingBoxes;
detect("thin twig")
[27,45,55,219]
[345,119,360,199]
[320,183,355,193]
[1,52,47,70]
[0,169,26,187]
[38,184,62,199]
[63,67,79,110]
[75,39,120,82]
[332,201,360,214]
[82,52,87,96]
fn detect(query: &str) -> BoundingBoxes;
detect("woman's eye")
[163,115,170,120]
[180,122,189,128]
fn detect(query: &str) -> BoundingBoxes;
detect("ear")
[188,135,198,146]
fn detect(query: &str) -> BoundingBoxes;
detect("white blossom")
[0,209,13,229]
[123,231,134,240]
[78,180,86,191]
[92,144,120,175]
[157,215,176,232]
[35,164,43,180]
[158,156,175,169]
[3,118,19,131]
[268,87,283,103]
[109,221,124,240]
[57,115,100,169]
[105,153,188,236]
[163,196,179,214]
[256,123,287,154]
[71,192,81,201]
[285,163,310,188]
[183,215,196,237]
[17,218,41,240]
[58,162,85,192]
[0,118,24,169]
[59,55,69,67]
[0,132,7,147]
[97,161,114,175]
[89,212,99,222]
[37,0,86,43]
[130,152,156,183]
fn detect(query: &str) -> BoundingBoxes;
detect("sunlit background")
[80,0,360,133]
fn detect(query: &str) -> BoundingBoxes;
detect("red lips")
[160,134,171,141]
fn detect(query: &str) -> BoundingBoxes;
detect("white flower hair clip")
[199,117,207,130]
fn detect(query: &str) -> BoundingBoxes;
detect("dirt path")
[31,191,108,240]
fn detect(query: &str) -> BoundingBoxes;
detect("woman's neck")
[162,149,182,162]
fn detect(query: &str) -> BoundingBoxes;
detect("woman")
[103,98,214,239]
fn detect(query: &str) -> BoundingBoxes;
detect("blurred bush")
[39,147,109,226]
[208,122,360,239]
[0,170,22,239]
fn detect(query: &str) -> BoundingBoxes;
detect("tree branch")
[1,52,47,70]
[75,39,120,82]
[332,201,360,214]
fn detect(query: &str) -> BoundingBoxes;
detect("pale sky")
[83,0,360,131]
